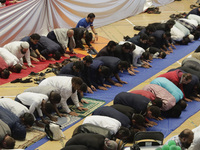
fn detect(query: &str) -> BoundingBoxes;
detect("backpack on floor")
[45,122,64,141]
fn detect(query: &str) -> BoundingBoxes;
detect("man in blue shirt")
[21,33,46,62]
[76,13,98,41]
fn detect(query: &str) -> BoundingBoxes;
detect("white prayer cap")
[188,34,194,41]
[21,42,29,49]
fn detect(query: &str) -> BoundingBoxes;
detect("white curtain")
[152,0,174,7]
[0,0,174,47]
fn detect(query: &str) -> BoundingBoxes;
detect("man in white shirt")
[165,129,194,150]
[3,41,34,69]
[15,92,60,125]
[188,125,200,150]
[24,85,64,118]
[39,76,88,116]
[83,115,121,135]
[132,45,151,68]
[0,48,22,73]
[0,98,34,128]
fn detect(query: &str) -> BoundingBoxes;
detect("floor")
[1,0,199,149]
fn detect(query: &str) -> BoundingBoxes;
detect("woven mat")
[69,97,105,118]
[15,129,46,149]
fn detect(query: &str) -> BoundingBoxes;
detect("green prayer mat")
[68,97,105,118]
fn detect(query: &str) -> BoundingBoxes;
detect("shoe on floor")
[20,78,32,83]
[29,71,39,76]
[39,72,45,77]
[10,78,22,83]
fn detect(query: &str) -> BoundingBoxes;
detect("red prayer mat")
[0,53,85,85]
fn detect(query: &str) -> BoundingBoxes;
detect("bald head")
[179,129,194,148]
[179,129,194,137]
[67,29,74,37]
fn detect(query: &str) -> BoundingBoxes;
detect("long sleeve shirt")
[0,48,20,67]
[3,41,32,66]
[17,92,48,118]
[132,45,145,67]
[0,98,29,117]
[39,76,80,113]
[24,85,59,97]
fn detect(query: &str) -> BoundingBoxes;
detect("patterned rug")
[15,129,46,149]
[69,97,106,118]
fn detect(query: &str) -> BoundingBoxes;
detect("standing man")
[3,41,34,69]
[76,13,98,41]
